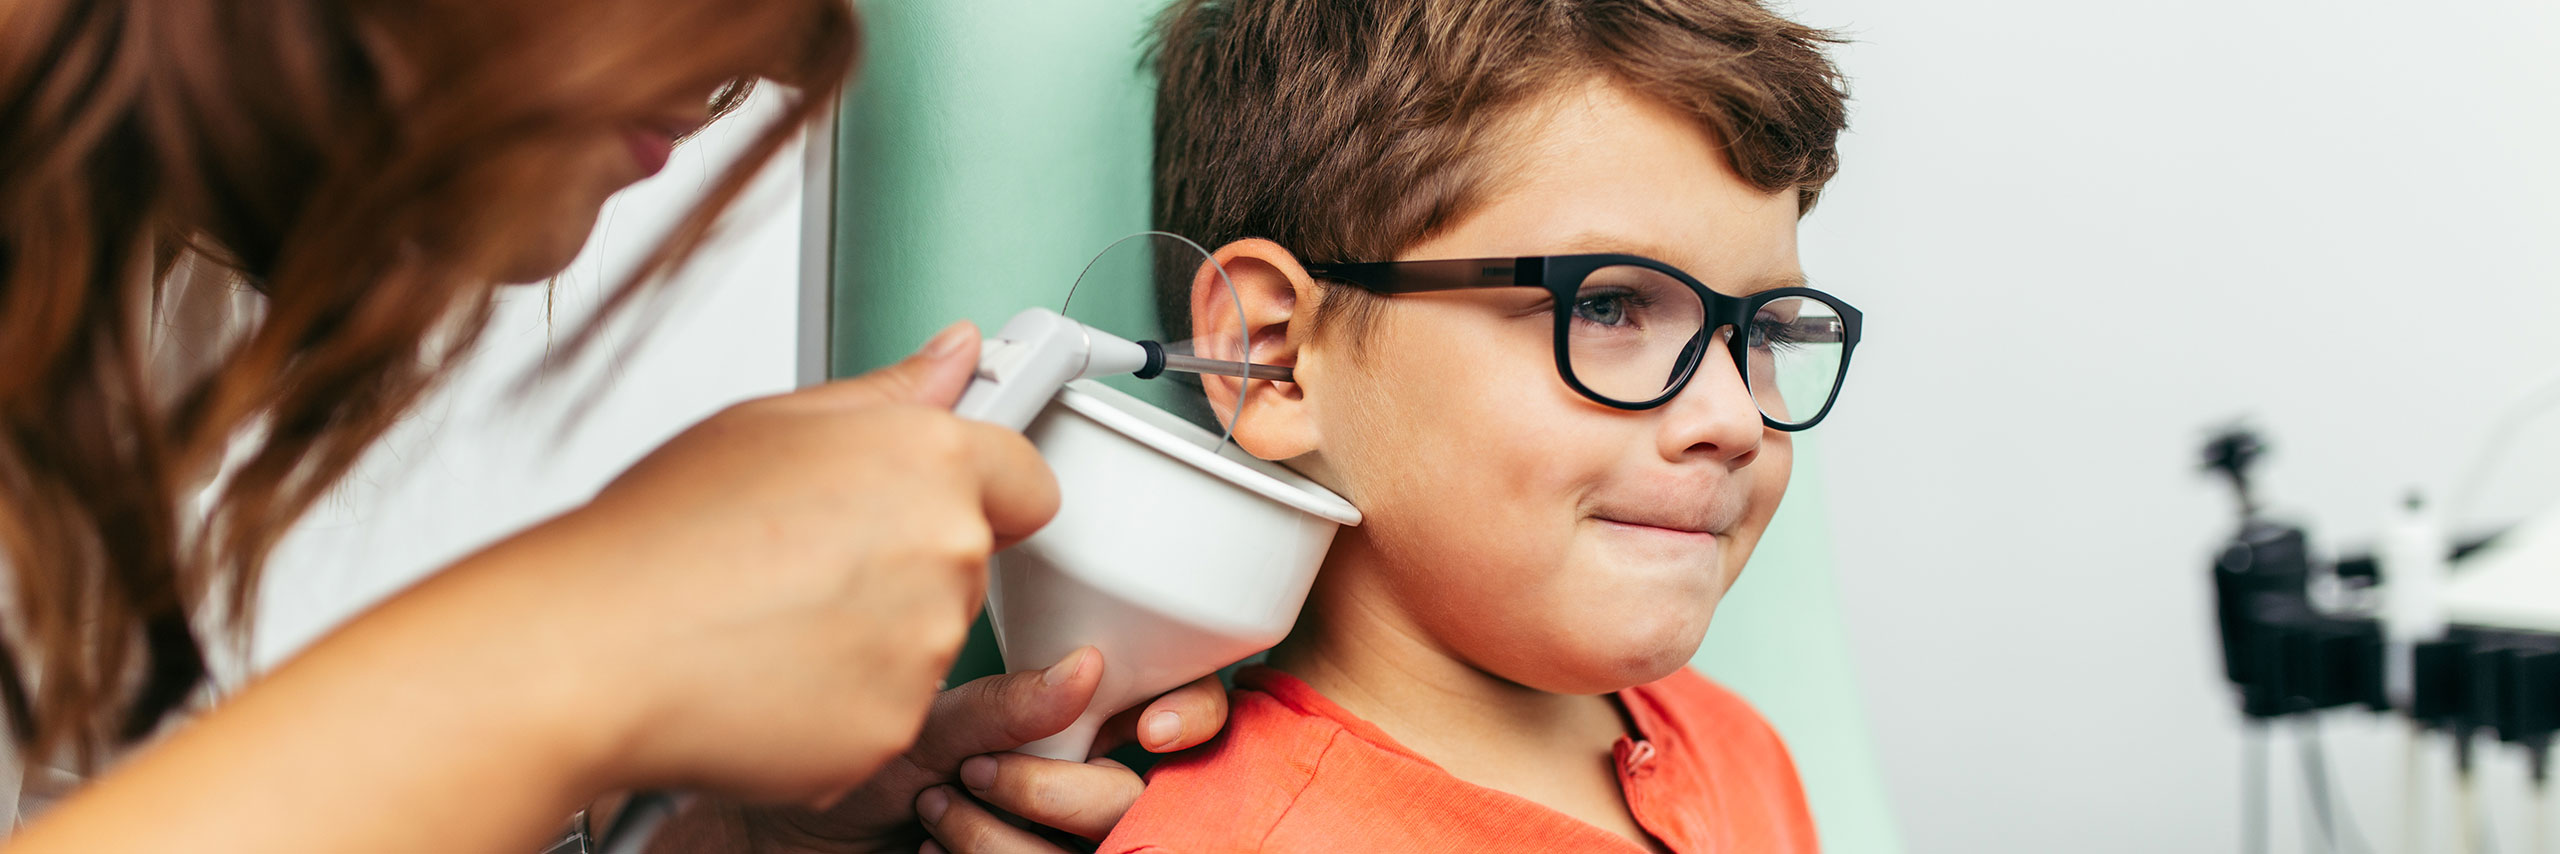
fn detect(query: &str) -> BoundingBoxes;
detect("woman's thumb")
[805,321,981,409]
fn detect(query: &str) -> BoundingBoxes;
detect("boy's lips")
[1594,517,1721,538]
[1588,492,1745,537]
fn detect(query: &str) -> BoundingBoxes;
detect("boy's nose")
[1656,328,1762,468]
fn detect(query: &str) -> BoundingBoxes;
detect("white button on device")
[977,339,1031,383]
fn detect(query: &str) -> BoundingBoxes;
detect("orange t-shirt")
[1097,665,1818,853]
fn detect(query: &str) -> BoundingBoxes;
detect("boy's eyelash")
[1570,289,1657,317]
[1585,290,1655,308]
[1753,319,1814,349]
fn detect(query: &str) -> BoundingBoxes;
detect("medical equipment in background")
[599,233,1356,854]
[2203,424,2560,854]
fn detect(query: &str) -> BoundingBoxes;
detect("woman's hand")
[553,320,1061,803]
[624,650,1236,853]
[910,669,1232,854]
[698,649,1231,854]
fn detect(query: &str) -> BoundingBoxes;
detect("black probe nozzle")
[1133,340,1168,380]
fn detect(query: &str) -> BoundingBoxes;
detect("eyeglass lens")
[1746,295,1847,427]
[1557,265,1845,425]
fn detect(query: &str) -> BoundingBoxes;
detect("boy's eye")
[1567,266,1693,333]
[1747,314,1775,350]
[1749,310,1832,353]
[1748,313,1796,351]
[1573,292,1636,327]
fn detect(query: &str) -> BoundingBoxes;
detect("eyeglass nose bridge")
[1660,323,1757,411]
[1671,329,1708,392]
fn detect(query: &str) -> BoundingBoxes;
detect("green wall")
[830,3,1899,849]
[832,3,1155,376]
[1693,433,1903,852]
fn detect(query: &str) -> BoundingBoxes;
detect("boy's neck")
[1265,535,1661,850]
[1265,588,1624,759]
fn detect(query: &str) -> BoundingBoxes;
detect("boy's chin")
[1502,613,1713,695]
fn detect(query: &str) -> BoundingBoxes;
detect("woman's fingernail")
[960,754,998,791]
[917,786,952,824]
[1142,710,1182,749]
[1043,648,1088,687]
[921,840,947,854]
[921,321,972,360]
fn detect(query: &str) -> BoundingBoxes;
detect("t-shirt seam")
[1250,723,1351,853]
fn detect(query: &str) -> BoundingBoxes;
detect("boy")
[1098,0,1854,850]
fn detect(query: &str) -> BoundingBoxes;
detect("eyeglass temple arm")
[1207,256,1536,383]
[1302,257,1530,294]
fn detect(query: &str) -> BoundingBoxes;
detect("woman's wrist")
[407,506,657,798]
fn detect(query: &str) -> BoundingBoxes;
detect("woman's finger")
[792,321,981,410]
[916,786,1072,854]
[1137,674,1229,752]
[953,418,1060,548]
[909,648,1101,772]
[1092,673,1230,755]
[957,753,1145,841]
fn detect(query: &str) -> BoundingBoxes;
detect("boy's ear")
[1190,238,1324,462]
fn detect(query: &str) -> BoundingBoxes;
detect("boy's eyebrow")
[1548,231,1674,259]
[1544,232,1810,294]
[1738,272,1811,295]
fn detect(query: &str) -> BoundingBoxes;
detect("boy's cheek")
[1758,428,1796,490]
[1727,430,1796,562]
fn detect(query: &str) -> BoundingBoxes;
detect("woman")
[0,1,1223,851]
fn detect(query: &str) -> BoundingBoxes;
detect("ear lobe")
[1190,238,1324,462]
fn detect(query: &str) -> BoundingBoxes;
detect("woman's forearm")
[8,528,619,853]
[7,338,1033,853]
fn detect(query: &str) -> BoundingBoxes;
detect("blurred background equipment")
[2201,423,2560,854]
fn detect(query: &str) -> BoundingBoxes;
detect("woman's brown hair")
[0,0,856,766]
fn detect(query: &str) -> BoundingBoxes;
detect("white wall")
[252,90,817,671]
[1791,0,2560,851]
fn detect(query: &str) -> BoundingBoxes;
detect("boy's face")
[1271,80,1803,694]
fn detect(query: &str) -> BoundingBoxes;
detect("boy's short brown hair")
[1149,0,1848,340]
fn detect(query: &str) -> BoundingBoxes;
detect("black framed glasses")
[1303,253,1862,431]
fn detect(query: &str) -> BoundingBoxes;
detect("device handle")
[954,309,1095,431]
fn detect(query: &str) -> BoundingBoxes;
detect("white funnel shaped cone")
[991,381,1359,761]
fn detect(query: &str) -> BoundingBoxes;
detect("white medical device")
[951,231,1358,760]
[955,304,1358,760]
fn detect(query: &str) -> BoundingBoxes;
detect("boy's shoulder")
[1097,665,1816,854]
[1090,669,1341,848]
[1094,666,1436,854]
